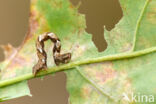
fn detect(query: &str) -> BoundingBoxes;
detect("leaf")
[0,0,155,104]
[66,0,156,104]
[0,0,88,101]
[0,81,31,102]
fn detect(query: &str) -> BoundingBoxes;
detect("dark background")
[0,0,122,104]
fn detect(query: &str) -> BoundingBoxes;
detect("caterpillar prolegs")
[33,32,71,75]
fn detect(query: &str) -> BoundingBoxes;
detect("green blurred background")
[0,0,122,104]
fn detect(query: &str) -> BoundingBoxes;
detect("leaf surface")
[66,0,156,103]
[0,0,155,103]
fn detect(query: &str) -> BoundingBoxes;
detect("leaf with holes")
[0,0,156,103]
[65,0,156,103]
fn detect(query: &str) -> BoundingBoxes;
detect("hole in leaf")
[70,0,123,52]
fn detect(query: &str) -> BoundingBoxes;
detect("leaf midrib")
[0,46,156,88]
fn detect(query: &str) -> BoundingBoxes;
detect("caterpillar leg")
[54,52,71,65]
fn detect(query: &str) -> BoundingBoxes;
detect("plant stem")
[0,46,156,88]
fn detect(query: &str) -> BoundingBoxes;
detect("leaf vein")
[131,0,150,51]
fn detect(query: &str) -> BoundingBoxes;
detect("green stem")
[0,46,156,88]
[131,0,149,51]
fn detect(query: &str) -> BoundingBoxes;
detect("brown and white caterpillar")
[33,32,71,75]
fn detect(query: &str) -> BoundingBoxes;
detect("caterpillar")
[33,32,71,75]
